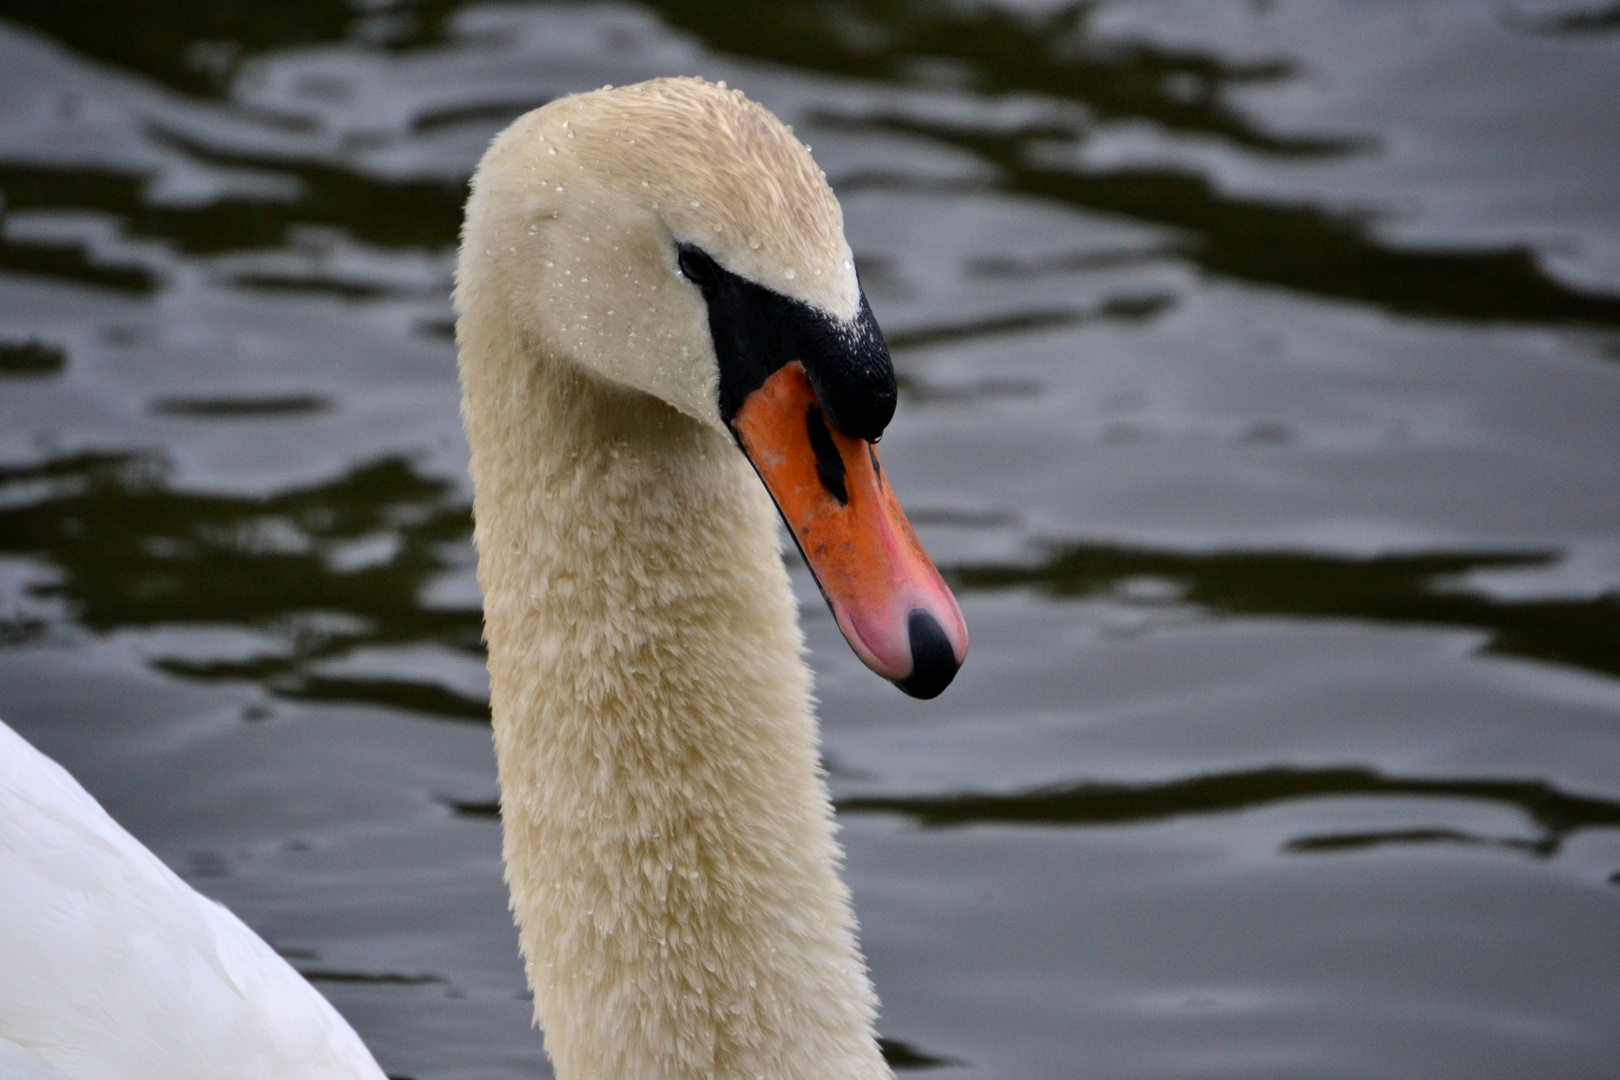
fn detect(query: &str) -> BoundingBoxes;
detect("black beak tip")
[895,608,961,700]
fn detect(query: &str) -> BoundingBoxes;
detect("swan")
[0,717,387,1079]
[0,75,965,1080]
[454,77,967,1080]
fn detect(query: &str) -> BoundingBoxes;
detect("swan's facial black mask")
[675,242,896,442]
[681,240,968,698]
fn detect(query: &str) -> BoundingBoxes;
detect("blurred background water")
[1,1,1618,1077]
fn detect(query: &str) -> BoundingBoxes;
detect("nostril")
[896,608,959,699]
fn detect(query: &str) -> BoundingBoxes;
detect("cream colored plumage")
[455,79,894,1080]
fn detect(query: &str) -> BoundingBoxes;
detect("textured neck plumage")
[457,305,891,1080]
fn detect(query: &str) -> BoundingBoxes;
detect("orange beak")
[733,362,968,698]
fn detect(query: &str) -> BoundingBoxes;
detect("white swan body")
[456,78,966,1080]
[0,718,386,1080]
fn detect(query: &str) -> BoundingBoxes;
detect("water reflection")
[650,0,1348,154]
[0,0,462,97]
[659,0,1620,323]
[150,394,330,417]
[0,172,159,293]
[885,291,1173,351]
[17,0,1331,160]
[957,545,1620,681]
[839,764,1620,857]
[0,339,65,375]
[3,451,1615,716]
[1503,2,1620,35]
[0,452,486,719]
[842,112,1620,325]
[0,151,463,264]
[875,1038,962,1071]
[144,126,467,252]
[2,0,1614,327]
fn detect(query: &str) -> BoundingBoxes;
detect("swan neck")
[459,319,891,1080]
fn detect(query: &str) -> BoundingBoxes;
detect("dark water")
[2,2,1619,1077]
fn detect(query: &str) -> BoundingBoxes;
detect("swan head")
[459,77,967,698]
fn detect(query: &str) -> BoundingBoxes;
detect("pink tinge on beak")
[831,550,968,700]
[732,363,968,698]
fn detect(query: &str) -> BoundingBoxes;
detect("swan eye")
[677,245,719,288]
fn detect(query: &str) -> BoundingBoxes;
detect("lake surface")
[1,2,1618,1077]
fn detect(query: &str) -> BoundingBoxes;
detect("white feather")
[0,1035,75,1080]
[0,718,386,1080]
